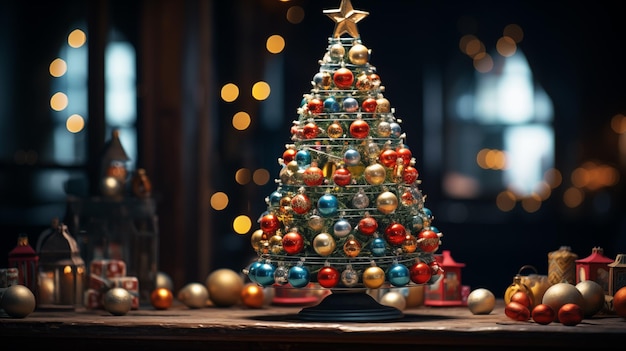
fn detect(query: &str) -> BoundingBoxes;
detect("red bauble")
[333,67,354,89]
[384,222,406,246]
[283,149,296,163]
[302,122,319,139]
[361,98,377,112]
[282,231,304,254]
[379,149,398,168]
[400,190,414,205]
[260,214,280,233]
[317,266,340,288]
[505,301,531,321]
[332,166,352,186]
[396,147,412,165]
[307,98,323,114]
[357,216,378,235]
[409,261,432,284]
[558,303,583,326]
[403,166,419,184]
[291,194,312,214]
[303,165,324,186]
[531,304,556,325]
[349,119,370,139]
[417,229,439,252]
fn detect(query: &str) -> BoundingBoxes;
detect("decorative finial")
[324,0,369,39]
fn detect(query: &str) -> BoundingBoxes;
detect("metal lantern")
[37,223,86,310]
[100,129,130,199]
[575,247,613,294]
[8,233,39,296]
[608,253,626,296]
[425,250,466,306]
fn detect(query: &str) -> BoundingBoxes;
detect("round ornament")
[611,286,626,317]
[307,99,323,115]
[341,266,359,287]
[510,291,532,309]
[377,120,391,137]
[363,266,385,289]
[558,303,583,326]
[333,67,354,88]
[505,301,530,321]
[287,265,310,288]
[327,121,343,138]
[343,236,362,257]
[417,229,439,253]
[348,43,369,65]
[396,147,412,165]
[324,97,340,112]
[282,148,296,163]
[575,280,605,317]
[333,218,352,238]
[361,98,377,113]
[308,215,325,231]
[0,284,36,318]
[402,234,418,253]
[260,214,280,233]
[313,232,336,256]
[389,122,402,137]
[376,98,390,113]
[531,303,556,325]
[282,230,304,254]
[377,191,398,214]
[343,148,361,166]
[379,148,398,168]
[269,234,283,254]
[364,163,386,185]
[329,43,345,60]
[291,193,312,214]
[380,291,406,311]
[541,282,585,320]
[246,261,262,283]
[303,165,324,186]
[409,261,432,284]
[333,166,352,186]
[351,190,369,208]
[349,119,370,138]
[403,166,419,184]
[254,262,276,287]
[384,222,406,246]
[387,263,411,287]
[355,73,372,91]
[177,282,209,309]
[273,265,289,286]
[105,287,133,315]
[317,266,340,288]
[241,283,265,308]
[467,288,496,315]
[206,268,244,307]
[150,287,173,310]
[370,237,387,256]
[156,271,174,291]
[357,216,378,235]
[369,74,381,89]
[295,150,312,168]
[317,194,338,217]
[342,97,359,112]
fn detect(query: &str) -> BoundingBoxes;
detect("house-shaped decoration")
[608,253,626,296]
[425,250,466,306]
[575,247,613,294]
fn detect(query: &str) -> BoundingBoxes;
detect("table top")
[1,296,624,350]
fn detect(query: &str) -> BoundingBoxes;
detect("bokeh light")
[252,81,271,100]
[68,29,86,48]
[232,111,251,131]
[66,114,85,133]
[49,58,67,77]
[233,215,252,235]
[221,83,239,102]
[210,192,229,210]
[50,92,69,111]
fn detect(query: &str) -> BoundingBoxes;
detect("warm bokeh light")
[496,36,517,57]
[286,6,305,24]
[221,83,239,102]
[610,113,626,134]
[68,29,86,48]
[544,168,562,188]
[473,52,493,73]
[252,81,271,100]
[476,148,507,170]
[521,193,542,213]
[563,187,584,208]
[460,35,484,58]
[232,111,251,131]
[266,35,285,54]
[233,215,252,235]
[253,168,270,185]
[49,58,67,77]
[503,24,524,43]
[571,161,620,190]
[533,181,552,201]
[66,114,85,133]
[496,190,516,212]
[50,92,69,111]
[236,168,252,185]
[210,192,229,210]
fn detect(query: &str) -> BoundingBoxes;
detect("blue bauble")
[343,148,361,166]
[295,150,312,169]
[254,262,276,287]
[333,218,352,238]
[324,97,340,112]
[313,72,325,87]
[371,237,386,256]
[412,215,424,232]
[246,261,263,283]
[269,191,282,208]
[317,194,338,217]
[342,97,359,112]
[287,266,310,288]
[390,122,402,137]
[387,263,410,287]
[422,207,433,220]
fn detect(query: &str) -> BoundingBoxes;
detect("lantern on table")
[100,129,130,199]
[608,253,626,296]
[575,247,613,294]
[425,250,467,306]
[8,233,39,296]
[37,223,86,310]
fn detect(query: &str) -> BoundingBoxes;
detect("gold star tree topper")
[324,0,369,38]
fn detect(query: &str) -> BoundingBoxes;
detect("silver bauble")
[380,291,406,311]
[103,287,133,316]
[177,282,209,309]
[576,280,606,317]
[467,288,496,315]
[156,271,174,291]
[541,282,585,317]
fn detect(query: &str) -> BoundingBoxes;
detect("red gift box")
[90,259,127,279]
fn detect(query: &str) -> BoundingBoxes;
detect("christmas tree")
[245,0,443,320]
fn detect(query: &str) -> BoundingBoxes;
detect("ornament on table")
[548,246,578,285]
[557,303,583,326]
[156,271,174,291]
[504,265,549,309]
[611,286,626,317]
[379,291,406,311]
[241,282,265,308]
[531,303,556,325]
[467,288,496,315]
[575,247,613,294]
[575,280,605,317]
[541,282,585,322]
[205,268,244,307]
[0,284,36,318]
[8,233,38,297]
[608,253,626,296]
[425,250,467,306]
[104,287,133,316]
[177,282,209,309]
[150,287,173,310]
[37,223,85,310]
[99,129,130,199]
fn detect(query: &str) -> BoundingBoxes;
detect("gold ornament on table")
[0,284,36,318]
[379,291,406,311]
[205,268,244,307]
[177,282,209,309]
[541,282,585,322]
[150,287,174,310]
[467,288,496,315]
[103,287,133,316]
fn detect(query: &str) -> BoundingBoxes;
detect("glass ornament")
[369,74,381,89]
[361,97,377,112]
[333,218,352,238]
[351,189,369,208]
[308,214,325,232]
[329,43,345,61]
[303,122,320,138]
[273,264,289,286]
[365,139,381,161]
[402,234,418,253]
[327,121,344,138]
[343,236,362,257]
[333,67,354,89]
[343,148,361,166]
[250,229,264,251]
[410,261,432,284]
[417,229,440,253]
[287,265,310,288]
[355,72,372,91]
[403,165,418,184]
[364,163,386,185]
[411,215,424,232]
[349,119,370,138]
[324,97,340,112]
[322,161,337,179]
[357,215,377,235]
[307,99,323,114]
[370,237,386,256]
[379,148,398,168]
[255,262,277,287]
[291,193,312,214]
[384,222,406,246]
[282,230,305,255]
[295,150,312,169]
[268,191,282,208]
[269,234,283,254]
[376,191,398,214]
[376,120,391,137]
[317,193,338,217]
[363,265,385,289]
[387,263,411,287]
[376,97,390,113]
[342,97,359,112]
[318,266,340,288]
[246,261,262,283]
[341,265,359,287]
[389,122,402,137]
[332,165,352,186]
[348,43,368,65]
[313,233,336,256]
[260,213,280,233]
[303,165,324,186]
[396,146,412,166]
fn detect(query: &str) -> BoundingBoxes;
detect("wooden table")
[1,298,624,350]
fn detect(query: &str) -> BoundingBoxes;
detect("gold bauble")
[329,43,345,60]
[467,288,496,315]
[308,215,325,231]
[241,282,265,308]
[313,232,336,256]
[376,98,391,113]
[575,280,605,317]
[250,229,264,251]
[177,282,209,309]
[1,284,36,318]
[376,191,398,214]
[150,287,174,310]
[541,282,585,319]
[348,43,369,65]
[405,285,425,308]
[104,287,133,316]
[380,291,406,311]
[268,234,283,254]
[287,160,299,173]
[205,268,244,307]
[363,266,385,289]
[156,271,174,291]
[343,237,362,257]
[364,163,386,185]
